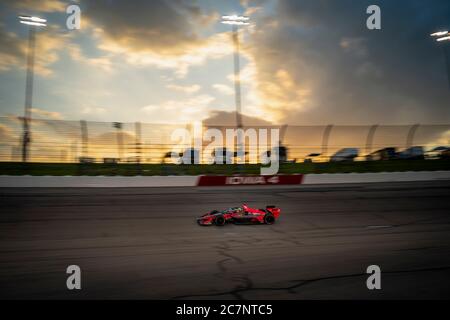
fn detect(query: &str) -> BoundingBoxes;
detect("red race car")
[197,204,281,226]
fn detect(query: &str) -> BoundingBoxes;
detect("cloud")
[2,0,449,127]
[340,37,368,58]
[212,84,234,95]
[1,0,65,13]
[167,84,201,94]
[82,0,209,54]
[79,0,232,77]
[244,0,450,125]
[31,108,63,119]
[95,31,232,78]
[33,28,74,76]
[0,1,73,75]
[203,110,273,126]
[0,24,72,76]
[141,94,216,123]
[67,44,113,73]
[81,106,107,115]
[1,1,231,78]
[0,28,24,72]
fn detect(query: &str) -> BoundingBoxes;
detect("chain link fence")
[0,116,449,163]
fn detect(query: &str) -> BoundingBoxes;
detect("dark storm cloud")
[0,0,65,13]
[80,0,218,55]
[249,0,450,124]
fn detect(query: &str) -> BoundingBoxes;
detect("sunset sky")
[0,0,449,126]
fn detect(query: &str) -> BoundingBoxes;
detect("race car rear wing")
[266,206,280,217]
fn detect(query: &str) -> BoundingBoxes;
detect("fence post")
[406,124,420,148]
[321,125,333,156]
[280,124,288,144]
[135,122,142,164]
[80,120,88,160]
[279,124,288,161]
[365,124,379,155]
[113,122,123,161]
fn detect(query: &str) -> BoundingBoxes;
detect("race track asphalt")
[1,181,450,299]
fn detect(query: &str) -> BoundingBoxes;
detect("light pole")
[221,15,250,164]
[431,30,450,89]
[18,15,47,163]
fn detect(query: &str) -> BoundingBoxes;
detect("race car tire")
[264,213,275,225]
[215,215,226,226]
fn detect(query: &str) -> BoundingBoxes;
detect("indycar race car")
[197,204,281,226]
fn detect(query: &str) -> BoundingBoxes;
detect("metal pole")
[232,24,244,164]
[22,26,36,163]
[232,25,243,129]
[321,125,333,156]
[365,124,379,155]
[406,124,420,149]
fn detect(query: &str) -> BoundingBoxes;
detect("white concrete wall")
[1,171,450,187]
[0,176,198,188]
[302,171,450,184]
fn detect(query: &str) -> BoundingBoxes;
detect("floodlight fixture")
[19,15,47,27]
